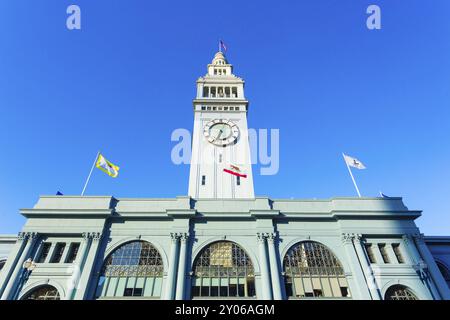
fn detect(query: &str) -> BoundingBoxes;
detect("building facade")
[0,52,449,300]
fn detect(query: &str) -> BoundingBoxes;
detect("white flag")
[343,154,366,169]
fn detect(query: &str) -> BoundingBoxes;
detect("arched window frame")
[384,285,418,300]
[96,240,164,299]
[282,241,351,299]
[191,240,256,298]
[22,285,60,300]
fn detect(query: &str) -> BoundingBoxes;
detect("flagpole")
[219,40,221,52]
[81,151,100,196]
[343,153,361,198]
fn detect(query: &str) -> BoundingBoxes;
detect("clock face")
[203,119,239,146]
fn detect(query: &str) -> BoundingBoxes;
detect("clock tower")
[188,51,255,199]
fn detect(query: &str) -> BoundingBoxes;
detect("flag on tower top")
[219,40,227,53]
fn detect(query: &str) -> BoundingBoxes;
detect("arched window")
[283,241,350,299]
[23,285,60,300]
[192,241,255,298]
[95,241,164,299]
[385,285,418,300]
[436,261,450,287]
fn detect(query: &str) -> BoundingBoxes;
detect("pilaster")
[353,234,381,300]
[413,233,450,300]
[74,232,102,300]
[341,233,372,300]
[0,232,28,297]
[266,233,283,300]
[1,232,38,300]
[175,233,189,300]
[164,232,180,300]
[257,232,272,300]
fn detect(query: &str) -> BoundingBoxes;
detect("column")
[45,242,58,263]
[164,233,180,300]
[175,233,189,300]
[266,233,282,300]
[341,233,371,300]
[74,232,102,300]
[372,243,384,264]
[0,232,28,297]
[1,232,38,300]
[352,235,381,300]
[413,234,450,300]
[385,244,399,264]
[257,233,272,300]
[65,234,91,300]
[402,234,440,299]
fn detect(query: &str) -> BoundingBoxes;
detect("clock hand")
[215,129,223,140]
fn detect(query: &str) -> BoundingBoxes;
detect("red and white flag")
[223,164,247,178]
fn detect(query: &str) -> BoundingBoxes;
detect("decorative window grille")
[192,241,255,298]
[23,285,60,300]
[283,241,350,299]
[385,285,418,300]
[96,241,164,299]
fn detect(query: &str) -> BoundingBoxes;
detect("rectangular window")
[65,243,80,263]
[392,244,405,263]
[37,242,51,263]
[50,243,66,263]
[378,244,390,263]
[365,244,377,264]
[202,87,209,97]
[236,176,240,186]
[201,106,206,111]
[232,87,238,98]
[201,175,206,185]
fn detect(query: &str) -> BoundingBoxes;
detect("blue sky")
[0,0,449,235]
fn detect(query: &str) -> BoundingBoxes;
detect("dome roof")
[211,51,228,65]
